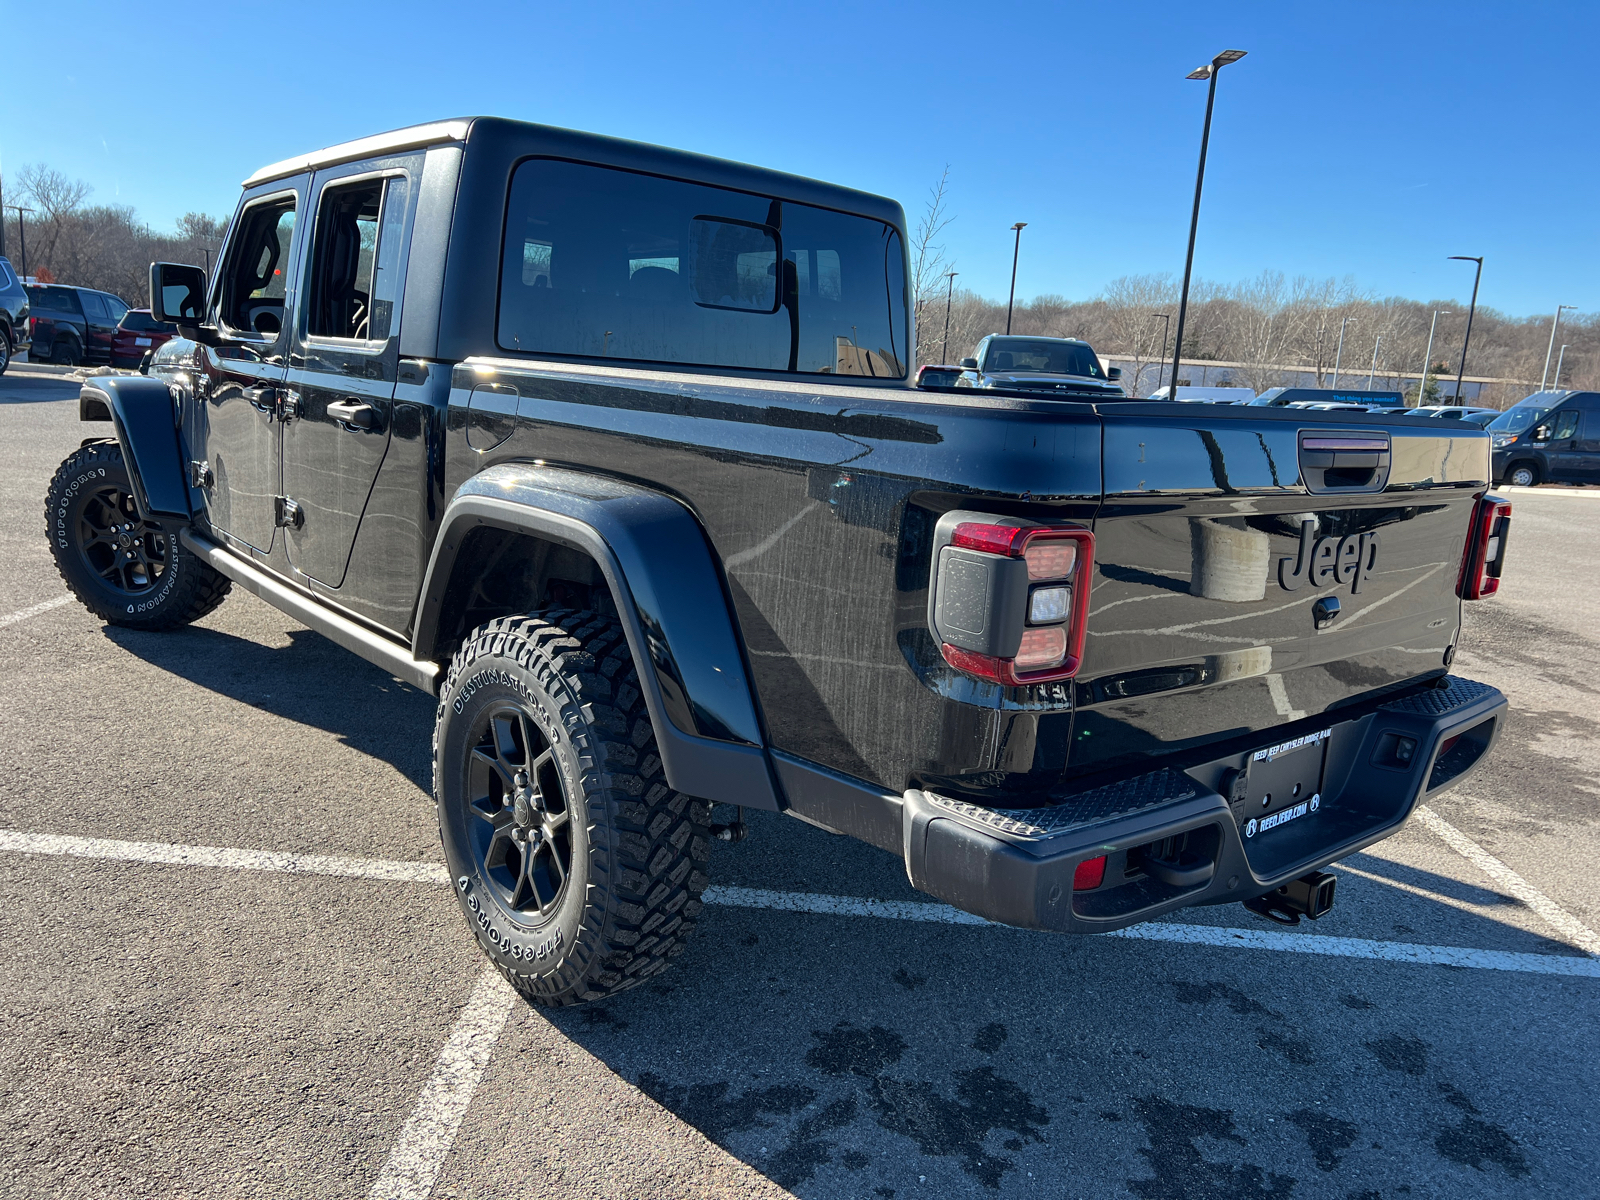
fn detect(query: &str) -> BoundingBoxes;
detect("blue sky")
[4,0,1594,316]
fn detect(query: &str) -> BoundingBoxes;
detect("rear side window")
[497,159,906,378]
[306,174,411,342]
[28,286,83,314]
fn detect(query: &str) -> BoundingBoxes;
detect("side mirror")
[959,357,979,370]
[1107,367,1122,381]
[1532,425,1551,442]
[151,262,206,323]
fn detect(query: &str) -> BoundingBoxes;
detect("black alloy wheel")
[0,328,11,374]
[45,441,231,630]
[77,483,172,596]
[50,337,81,366]
[467,701,573,918]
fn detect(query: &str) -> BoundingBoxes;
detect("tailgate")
[1071,405,1488,779]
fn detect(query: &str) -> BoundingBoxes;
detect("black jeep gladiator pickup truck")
[46,118,1510,1006]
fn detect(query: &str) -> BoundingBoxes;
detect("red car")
[110,308,177,368]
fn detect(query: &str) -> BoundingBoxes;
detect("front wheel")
[433,611,712,1006]
[0,326,11,375]
[45,441,231,629]
[1506,462,1539,488]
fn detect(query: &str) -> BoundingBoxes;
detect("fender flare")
[414,464,777,810]
[78,376,190,522]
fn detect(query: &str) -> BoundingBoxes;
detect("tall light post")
[1553,344,1570,389]
[6,205,35,278]
[1004,223,1027,335]
[1540,304,1575,391]
[1168,48,1247,404]
[1367,335,1382,388]
[1331,315,1356,388]
[941,271,958,364]
[1151,311,1171,396]
[1449,255,1483,407]
[1415,310,1451,407]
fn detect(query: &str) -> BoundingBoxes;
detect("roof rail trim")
[242,119,472,187]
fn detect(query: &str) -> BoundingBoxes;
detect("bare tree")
[909,166,956,365]
[1100,274,1176,396]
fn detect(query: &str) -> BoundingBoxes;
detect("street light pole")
[1331,316,1356,388]
[1169,48,1247,404]
[1150,311,1171,397]
[1449,255,1483,407]
[1540,304,1575,391]
[1553,344,1570,389]
[941,271,958,364]
[1416,310,1451,407]
[1367,335,1381,388]
[1004,223,1026,335]
[6,205,35,278]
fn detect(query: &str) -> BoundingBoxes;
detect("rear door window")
[497,159,906,378]
[305,174,411,343]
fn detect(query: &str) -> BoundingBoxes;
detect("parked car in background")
[0,256,31,373]
[956,335,1125,399]
[915,363,963,389]
[1250,388,1406,409]
[110,309,178,368]
[1489,390,1600,486]
[23,284,130,365]
[1408,405,1499,427]
[1147,385,1254,403]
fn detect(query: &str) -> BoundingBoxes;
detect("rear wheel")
[0,327,11,375]
[49,336,81,366]
[1506,462,1539,488]
[45,441,231,629]
[433,611,712,1006]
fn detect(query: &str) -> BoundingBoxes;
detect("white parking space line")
[705,885,1600,979]
[0,595,71,628]
[4,830,1590,979]
[0,829,450,886]
[368,966,517,1200]
[1415,804,1600,956]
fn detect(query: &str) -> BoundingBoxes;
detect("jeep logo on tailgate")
[1278,520,1379,593]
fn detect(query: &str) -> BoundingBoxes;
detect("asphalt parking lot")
[2,366,1597,1200]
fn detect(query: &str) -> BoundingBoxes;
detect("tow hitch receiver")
[1243,870,1337,926]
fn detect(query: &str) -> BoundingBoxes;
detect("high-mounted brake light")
[930,517,1095,686]
[1458,494,1511,600]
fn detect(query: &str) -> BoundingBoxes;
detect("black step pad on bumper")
[901,675,1506,934]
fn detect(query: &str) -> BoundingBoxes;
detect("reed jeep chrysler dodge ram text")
[46,118,1510,1005]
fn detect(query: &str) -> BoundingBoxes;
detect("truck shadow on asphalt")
[102,622,436,793]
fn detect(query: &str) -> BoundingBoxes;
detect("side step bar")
[179,529,442,695]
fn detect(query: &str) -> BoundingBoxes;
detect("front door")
[198,181,307,553]
[1537,407,1583,483]
[281,160,417,588]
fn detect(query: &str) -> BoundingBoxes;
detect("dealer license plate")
[1239,729,1330,839]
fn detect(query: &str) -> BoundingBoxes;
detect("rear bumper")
[901,675,1506,933]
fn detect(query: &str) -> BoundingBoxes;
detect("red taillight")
[1458,494,1511,600]
[1073,855,1107,891]
[939,522,1094,686]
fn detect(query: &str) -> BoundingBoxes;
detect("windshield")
[1487,404,1550,434]
[982,339,1104,377]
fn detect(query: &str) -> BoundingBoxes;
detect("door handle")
[326,399,379,431]
[243,384,278,415]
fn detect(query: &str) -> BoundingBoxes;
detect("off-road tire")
[433,611,712,1006]
[1506,462,1539,488]
[45,441,231,630]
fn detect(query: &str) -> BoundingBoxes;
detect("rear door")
[1072,405,1486,778]
[80,292,119,362]
[280,155,418,588]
